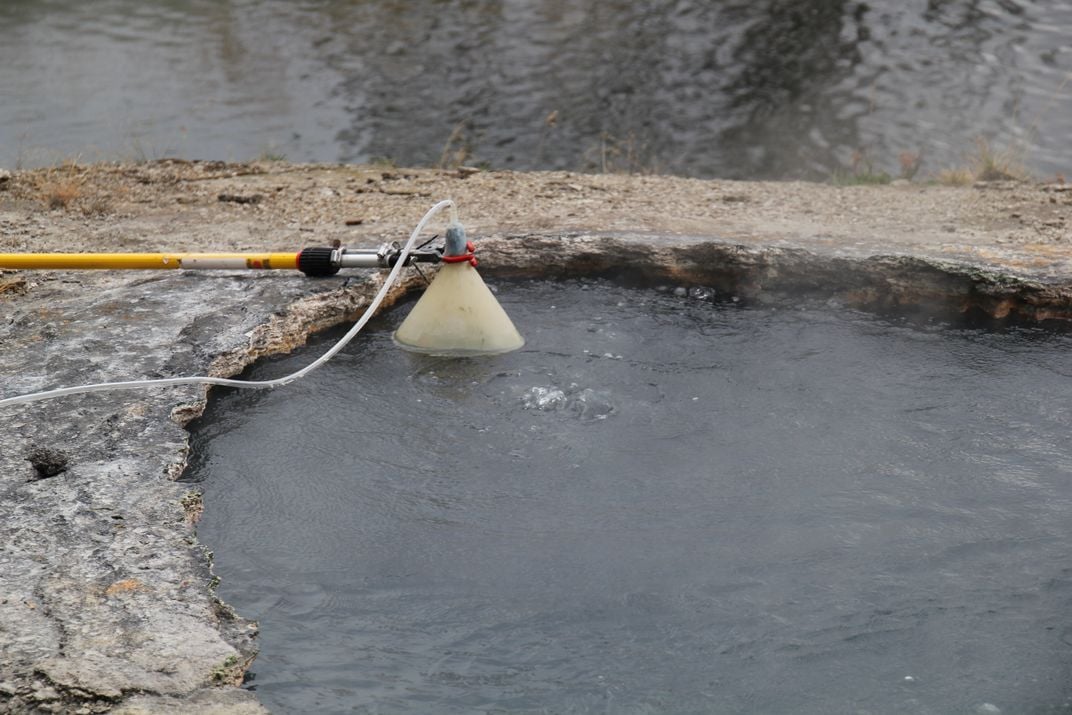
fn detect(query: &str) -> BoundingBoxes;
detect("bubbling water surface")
[189,280,1072,715]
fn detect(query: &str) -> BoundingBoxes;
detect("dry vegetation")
[835,137,1041,187]
[0,158,1068,266]
[16,161,115,215]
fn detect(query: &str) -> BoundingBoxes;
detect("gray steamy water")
[189,281,1072,715]
[2,1,1071,179]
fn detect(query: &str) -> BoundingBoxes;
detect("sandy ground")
[1,160,1070,269]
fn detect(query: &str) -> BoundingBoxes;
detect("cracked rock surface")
[1,161,1070,713]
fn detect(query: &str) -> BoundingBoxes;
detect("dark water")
[2,1,1071,179]
[189,280,1072,715]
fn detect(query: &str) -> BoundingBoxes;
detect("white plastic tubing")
[0,200,459,409]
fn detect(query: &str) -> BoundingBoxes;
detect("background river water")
[1,0,1071,179]
[190,281,1072,714]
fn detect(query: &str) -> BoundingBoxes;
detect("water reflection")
[0,0,1069,178]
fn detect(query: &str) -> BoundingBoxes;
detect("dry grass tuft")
[831,149,891,185]
[32,161,90,210]
[969,137,1030,182]
[934,137,1031,185]
[937,168,974,186]
[22,160,114,214]
[439,120,471,170]
[586,131,657,175]
[43,179,83,209]
[898,151,922,180]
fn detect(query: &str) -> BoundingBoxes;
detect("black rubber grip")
[297,247,339,277]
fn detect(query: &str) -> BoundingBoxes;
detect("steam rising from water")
[190,280,1072,714]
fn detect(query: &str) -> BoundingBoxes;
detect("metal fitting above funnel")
[393,224,524,356]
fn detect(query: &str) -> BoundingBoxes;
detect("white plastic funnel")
[393,261,524,356]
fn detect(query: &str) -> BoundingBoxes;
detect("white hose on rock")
[0,200,458,409]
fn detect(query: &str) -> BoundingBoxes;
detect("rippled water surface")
[2,1,1071,178]
[189,280,1072,714]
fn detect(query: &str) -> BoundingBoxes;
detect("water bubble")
[655,285,669,293]
[975,704,1001,715]
[520,386,568,411]
[414,371,444,387]
[689,286,715,301]
[519,384,615,421]
[673,287,688,297]
[569,388,615,421]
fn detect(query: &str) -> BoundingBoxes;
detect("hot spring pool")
[187,280,1072,714]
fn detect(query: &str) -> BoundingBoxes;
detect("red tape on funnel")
[441,240,478,267]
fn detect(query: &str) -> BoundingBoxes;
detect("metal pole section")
[337,251,383,269]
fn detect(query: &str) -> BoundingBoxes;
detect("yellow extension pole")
[0,252,300,271]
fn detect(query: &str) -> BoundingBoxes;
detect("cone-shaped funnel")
[394,261,524,356]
